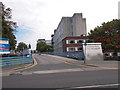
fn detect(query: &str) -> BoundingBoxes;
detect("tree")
[88,19,120,52]
[28,44,31,49]
[0,3,17,50]
[36,42,53,52]
[17,42,28,51]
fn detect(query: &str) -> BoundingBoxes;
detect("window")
[67,47,83,51]
[77,40,83,43]
[67,47,76,51]
[68,40,75,44]
[77,47,83,51]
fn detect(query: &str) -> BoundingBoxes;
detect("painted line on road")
[66,61,120,70]
[44,55,91,70]
[2,55,38,75]
[46,54,120,70]
[94,66,120,70]
[15,55,38,71]
[33,68,84,74]
[62,83,120,89]
[47,56,103,69]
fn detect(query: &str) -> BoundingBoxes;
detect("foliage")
[0,3,17,50]
[28,44,31,49]
[17,42,28,51]
[88,19,120,52]
[36,42,53,52]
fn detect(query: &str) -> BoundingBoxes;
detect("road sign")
[82,43,103,62]
[83,42,87,46]
[0,38,10,54]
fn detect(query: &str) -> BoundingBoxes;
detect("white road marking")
[66,83,120,89]
[33,68,84,74]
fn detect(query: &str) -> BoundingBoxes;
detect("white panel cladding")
[66,40,69,44]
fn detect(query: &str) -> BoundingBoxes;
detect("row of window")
[67,47,83,51]
[66,40,86,44]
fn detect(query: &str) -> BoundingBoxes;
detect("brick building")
[62,36,88,52]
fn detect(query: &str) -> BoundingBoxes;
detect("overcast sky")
[1,0,119,50]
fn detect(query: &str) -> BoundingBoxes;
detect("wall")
[72,13,87,36]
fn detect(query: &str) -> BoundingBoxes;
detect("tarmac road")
[20,54,88,72]
[2,54,119,89]
[2,69,118,88]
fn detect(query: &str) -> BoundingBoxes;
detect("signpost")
[0,38,10,54]
[82,43,103,64]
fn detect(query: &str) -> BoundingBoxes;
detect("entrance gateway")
[83,43,103,62]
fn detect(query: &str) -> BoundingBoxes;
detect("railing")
[0,55,33,67]
[42,52,85,59]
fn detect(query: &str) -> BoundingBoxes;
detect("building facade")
[46,40,52,46]
[52,13,87,52]
[62,36,88,52]
[37,39,46,43]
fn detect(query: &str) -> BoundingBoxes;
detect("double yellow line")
[2,55,38,74]
[66,61,120,70]
[15,55,38,71]
[47,55,120,70]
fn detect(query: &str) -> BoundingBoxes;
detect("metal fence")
[0,55,33,67]
[42,52,85,60]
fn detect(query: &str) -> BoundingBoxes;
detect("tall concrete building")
[72,13,87,36]
[52,13,87,52]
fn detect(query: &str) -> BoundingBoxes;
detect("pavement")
[1,64,33,76]
[86,61,119,69]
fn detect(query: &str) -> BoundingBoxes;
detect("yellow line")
[47,56,89,68]
[46,55,120,70]
[96,66,120,70]
[65,61,120,70]
[15,55,38,71]
[2,55,38,74]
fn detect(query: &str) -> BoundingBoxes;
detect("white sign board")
[83,43,103,62]
[0,38,10,54]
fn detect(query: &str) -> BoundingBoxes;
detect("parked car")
[104,52,120,61]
